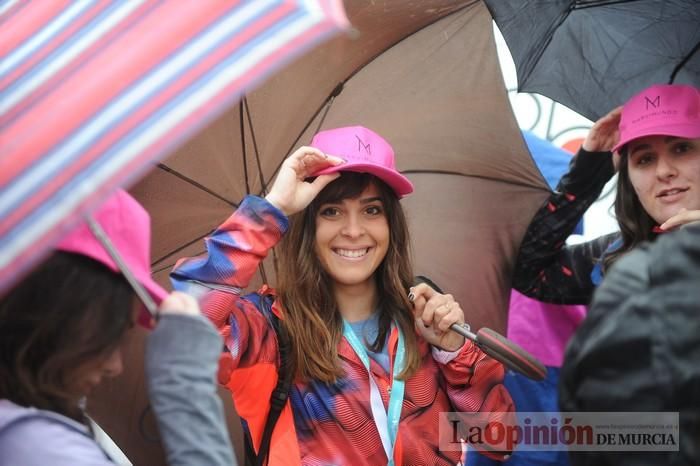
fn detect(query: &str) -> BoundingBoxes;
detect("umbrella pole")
[87,216,159,320]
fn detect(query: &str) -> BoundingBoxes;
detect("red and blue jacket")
[171,195,514,465]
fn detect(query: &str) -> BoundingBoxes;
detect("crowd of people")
[1,82,698,465]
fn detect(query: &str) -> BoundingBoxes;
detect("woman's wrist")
[431,339,467,364]
[264,193,288,216]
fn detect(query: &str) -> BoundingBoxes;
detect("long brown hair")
[276,172,420,383]
[603,149,658,270]
[0,252,133,421]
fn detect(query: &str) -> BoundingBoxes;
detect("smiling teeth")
[660,189,684,197]
[336,248,369,258]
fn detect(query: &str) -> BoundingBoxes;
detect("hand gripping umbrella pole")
[414,276,546,381]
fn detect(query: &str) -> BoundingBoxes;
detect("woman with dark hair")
[0,190,235,465]
[0,253,134,424]
[276,170,422,383]
[171,126,514,465]
[512,84,700,305]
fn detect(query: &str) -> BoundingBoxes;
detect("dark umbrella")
[484,0,700,121]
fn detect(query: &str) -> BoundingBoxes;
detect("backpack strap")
[246,291,293,466]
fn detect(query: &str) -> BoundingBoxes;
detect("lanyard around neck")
[342,320,406,466]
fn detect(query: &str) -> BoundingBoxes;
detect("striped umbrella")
[0,0,348,295]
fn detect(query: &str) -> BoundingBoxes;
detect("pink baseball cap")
[56,189,167,325]
[613,84,700,152]
[310,126,414,197]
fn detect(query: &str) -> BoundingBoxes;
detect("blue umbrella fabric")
[523,131,583,234]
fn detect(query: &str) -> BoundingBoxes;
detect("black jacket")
[512,148,617,305]
[560,223,700,465]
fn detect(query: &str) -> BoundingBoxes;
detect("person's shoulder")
[647,223,700,280]
[581,226,700,345]
[605,224,700,291]
[561,224,700,416]
[0,403,111,465]
[643,225,700,325]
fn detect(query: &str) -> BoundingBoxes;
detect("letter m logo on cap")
[645,95,660,109]
[356,135,371,155]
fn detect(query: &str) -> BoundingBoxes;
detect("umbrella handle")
[413,276,546,381]
[450,324,547,381]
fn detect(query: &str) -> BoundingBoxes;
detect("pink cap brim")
[57,240,167,305]
[314,162,414,198]
[57,238,167,330]
[613,122,700,152]
[138,274,169,304]
[137,279,168,329]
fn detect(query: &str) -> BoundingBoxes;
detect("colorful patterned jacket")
[171,195,514,465]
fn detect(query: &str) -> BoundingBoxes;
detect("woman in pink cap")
[171,126,514,465]
[512,83,700,305]
[0,190,235,465]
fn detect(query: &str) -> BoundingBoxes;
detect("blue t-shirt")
[347,312,391,374]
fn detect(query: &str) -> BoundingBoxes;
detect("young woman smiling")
[171,126,513,465]
[512,84,700,305]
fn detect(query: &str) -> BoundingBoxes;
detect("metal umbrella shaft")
[87,216,158,319]
[450,323,547,381]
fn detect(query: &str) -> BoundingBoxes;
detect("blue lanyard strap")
[342,320,406,466]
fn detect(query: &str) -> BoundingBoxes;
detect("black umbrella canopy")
[485,0,700,121]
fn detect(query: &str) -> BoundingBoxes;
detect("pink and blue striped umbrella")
[0,0,348,295]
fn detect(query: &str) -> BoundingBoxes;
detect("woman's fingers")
[434,301,463,332]
[289,146,343,178]
[603,106,623,123]
[306,172,341,193]
[416,289,458,331]
[159,291,200,316]
[660,209,700,231]
[410,284,466,351]
[266,147,344,215]
[582,106,623,152]
[410,283,439,323]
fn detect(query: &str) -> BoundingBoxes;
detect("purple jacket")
[0,314,235,466]
[0,400,112,465]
